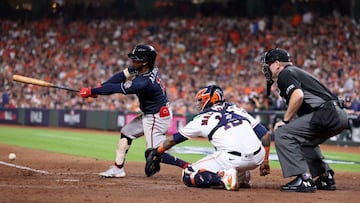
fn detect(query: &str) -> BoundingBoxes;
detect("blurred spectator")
[0,14,358,134]
[1,90,9,108]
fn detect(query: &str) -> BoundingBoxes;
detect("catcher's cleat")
[99,166,126,178]
[315,170,336,190]
[281,175,316,193]
[237,170,252,188]
[219,168,239,191]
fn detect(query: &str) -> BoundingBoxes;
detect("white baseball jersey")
[179,102,265,173]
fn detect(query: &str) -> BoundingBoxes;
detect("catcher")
[145,85,271,191]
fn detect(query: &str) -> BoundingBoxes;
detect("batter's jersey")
[179,103,264,154]
[91,66,168,114]
[277,65,339,116]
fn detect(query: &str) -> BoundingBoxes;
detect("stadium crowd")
[1,13,360,122]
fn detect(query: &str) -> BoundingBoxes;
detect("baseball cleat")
[237,170,252,188]
[220,168,239,191]
[99,166,126,178]
[315,170,336,190]
[281,175,316,192]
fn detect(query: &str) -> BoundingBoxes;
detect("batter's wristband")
[157,143,165,154]
[264,146,270,162]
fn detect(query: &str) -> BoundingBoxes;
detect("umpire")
[261,48,348,192]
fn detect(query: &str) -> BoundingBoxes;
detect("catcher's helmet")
[128,44,157,64]
[263,48,291,65]
[196,85,225,112]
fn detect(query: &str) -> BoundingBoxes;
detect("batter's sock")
[114,162,124,168]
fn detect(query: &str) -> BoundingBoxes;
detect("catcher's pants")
[190,146,265,173]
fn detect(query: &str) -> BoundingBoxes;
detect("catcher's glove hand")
[144,148,163,177]
[259,161,270,176]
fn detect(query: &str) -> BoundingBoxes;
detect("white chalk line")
[0,184,66,189]
[0,161,98,176]
[0,161,50,174]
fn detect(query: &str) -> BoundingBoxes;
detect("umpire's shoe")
[281,173,316,193]
[315,170,336,190]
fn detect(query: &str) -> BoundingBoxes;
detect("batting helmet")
[196,85,225,112]
[128,44,157,65]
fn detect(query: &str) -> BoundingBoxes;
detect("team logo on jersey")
[124,80,132,89]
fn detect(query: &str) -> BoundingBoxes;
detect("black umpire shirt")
[277,65,339,117]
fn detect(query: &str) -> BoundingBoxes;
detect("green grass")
[1,125,359,172]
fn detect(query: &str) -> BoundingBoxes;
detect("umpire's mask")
[261,51,274,96]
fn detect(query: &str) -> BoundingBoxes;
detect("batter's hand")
[259,161,270,176]
[79,87,97,98]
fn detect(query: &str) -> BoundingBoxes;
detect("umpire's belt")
[319,99,345,109]
[228,146,261,157]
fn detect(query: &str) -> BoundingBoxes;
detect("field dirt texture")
[0,142,359,203]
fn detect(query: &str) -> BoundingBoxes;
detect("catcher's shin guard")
[182,167,221,188]
[237,170,252,188]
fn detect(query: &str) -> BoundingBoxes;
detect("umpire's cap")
[128,44,157,64]
[264,48,291,65]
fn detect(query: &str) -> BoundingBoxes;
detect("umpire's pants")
[274,105,348,178]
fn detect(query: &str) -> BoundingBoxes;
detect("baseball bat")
[12,74,79,92]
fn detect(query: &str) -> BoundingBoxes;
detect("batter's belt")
[228,146,262,157]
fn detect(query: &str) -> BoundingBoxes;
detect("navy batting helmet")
[128,44,157,64]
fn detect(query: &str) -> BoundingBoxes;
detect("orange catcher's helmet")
[196,85,224,112]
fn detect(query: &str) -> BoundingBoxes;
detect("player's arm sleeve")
[253,123,268,139]
[91,83,126,95]
[157,132,188,154]
[101,67,137,85]
[173,132,189,144]
[92,74,146,95]
[102,71,126,85]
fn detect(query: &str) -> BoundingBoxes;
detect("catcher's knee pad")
[182,167,195,187]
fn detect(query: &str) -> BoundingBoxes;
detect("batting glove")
[79,87,97,98]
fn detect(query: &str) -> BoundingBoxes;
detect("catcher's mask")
[261,48,291,96]
[196,85,225,112]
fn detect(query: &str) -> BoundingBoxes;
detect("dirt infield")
[0,144,359,203]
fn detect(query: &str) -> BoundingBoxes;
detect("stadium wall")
[0,108,359,146]
[0,108,186,135]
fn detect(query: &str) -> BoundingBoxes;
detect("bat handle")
[55,85,80,92]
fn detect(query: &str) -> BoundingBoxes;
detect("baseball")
[8,153,16,160]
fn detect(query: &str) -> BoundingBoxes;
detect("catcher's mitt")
[144,148,162,177]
